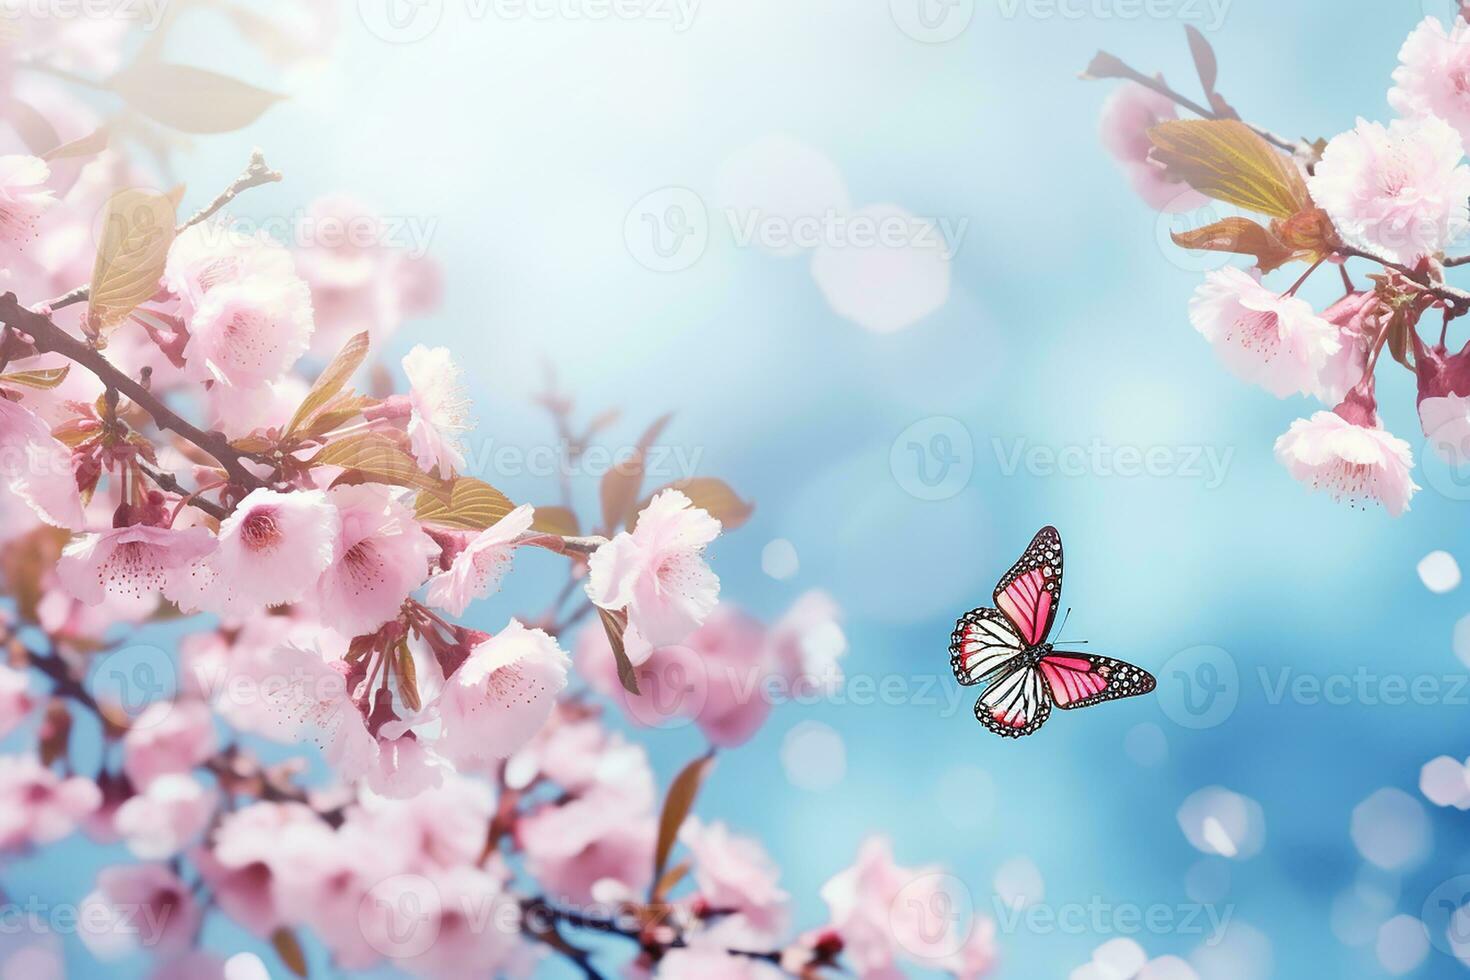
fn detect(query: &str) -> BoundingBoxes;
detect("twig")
[0,293,267,490]
[513,530,608,557]
[137,461,229,521]
[1082,51,1307,157]
[45,151,283,313]
[1335,245,1470,315]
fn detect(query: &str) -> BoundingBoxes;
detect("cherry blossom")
[0,154,54,251]
[0,754,99,850]
[425,503,534,616]
[681,817,791,940]
[403,344,471,479]
[79,863,200,960]
[1098,82,1207,212]
[1187,266,1340,398]
[586,488,722,652]
[57,524,213,606]
[437,619,570,765]
[0,395,85,531]
[168,488,339,616]
[1274,387,1419,516]
[315,484,436,636]
[0,665,35,737]
[122,700,219,790]
[164,221,297,321]
[1390,16,1470,150]
[181,274,315,389]
[113,774,216,859]
[1308,115,1470,265]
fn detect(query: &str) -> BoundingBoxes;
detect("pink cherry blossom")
[164,220,297,320]
[316,484,436,636]
[202,800,327,937]
[518,798,657,904]
[182,274,315,389]
[1274,390,1419,516]
[766,590,847,696]
[1390,17,1470,150]
[122,700,219,790]
[821,836,990,978]
[0,754,99,850]
[1315,291,1379,405]
[425,503,535,617]
[168,488,339,616]
[402,344,471,479]
[0,665,35,737]
[680,817,790,940]
[57,524,213,606]
[437,619,570,765]
[295,195,442,356]
[586,488,721,652]
[205,370,309,441]
[1308,115,1470,264]
[0,155,54,251]
[0,395,84,531]
[113,773,216,859]
[1187,266,1340,398]
[1098,82,1208,212]
[362,866,526,979]
[1420,392,1470,464]
[79,863,200,960]
[260,635,377,779]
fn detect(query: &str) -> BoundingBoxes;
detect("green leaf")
[653,752,716,887]
[599,413,672,532]
[597,606,640,696]
[0,365,70,390]
[630,477,753,532]
[310,432,444,495]
[286,331,369,437]
[270,927,308,978]
[87,188,177,336]
[109,62,284,134]
[530,505,580,537]
[1148,119,1310,219]
[413,477,515,530]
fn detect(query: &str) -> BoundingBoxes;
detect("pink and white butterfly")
[949,526,1155,738]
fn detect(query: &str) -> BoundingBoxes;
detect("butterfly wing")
[950,607,1026,686]
[974,661,1051,738]
[993,526,1063,646]
[1039,652,1156,710]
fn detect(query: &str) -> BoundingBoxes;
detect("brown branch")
[137,461,229,521]
[0,292,266,490]
[1335,245,1470,315]
[1082,51,1308,158]
[1445,254,1470,268]
[45,151,283,313]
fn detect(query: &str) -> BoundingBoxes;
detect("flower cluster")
[0,9,999,979]
[1088,15,1470,516]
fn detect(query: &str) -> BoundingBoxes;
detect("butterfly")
[949,526,1156,738]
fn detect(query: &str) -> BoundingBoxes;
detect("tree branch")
[44,151,283,313]
[0,293,267,490]
[1082,51,1308,158]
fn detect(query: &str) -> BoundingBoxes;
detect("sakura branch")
[1086,14,1470,515]
[0,12,997,979]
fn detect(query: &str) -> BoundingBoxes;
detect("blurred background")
[10,0,1470,976]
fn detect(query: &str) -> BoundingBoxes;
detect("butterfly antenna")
[1056,607,1072,636]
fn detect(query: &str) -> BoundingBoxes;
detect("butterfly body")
[949,526,1155,738]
